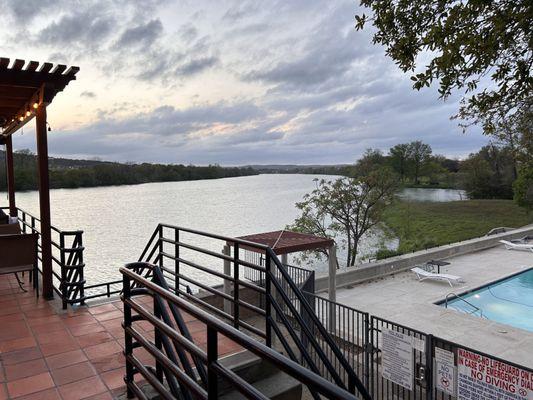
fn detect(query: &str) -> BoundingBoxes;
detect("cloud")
[114,19,163,49]
[176,56,219,77]
[2,0,489,165]
[80,91,96,98]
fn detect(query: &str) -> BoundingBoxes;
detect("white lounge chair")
[411,267,464,287]
[499,240,533,252]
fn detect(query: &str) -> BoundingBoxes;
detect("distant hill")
[246,164,351,175]
[0,150,257,191]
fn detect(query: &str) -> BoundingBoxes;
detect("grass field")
[381,199,533,256]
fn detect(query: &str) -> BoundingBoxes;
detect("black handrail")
[129,223,371,399]
[2,206,85,308]
[121,264,358,400]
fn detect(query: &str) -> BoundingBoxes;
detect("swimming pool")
[442,268,533,332]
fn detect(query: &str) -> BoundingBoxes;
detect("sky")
[0,0,489,165]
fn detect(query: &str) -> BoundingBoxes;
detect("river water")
[3,174,466,284]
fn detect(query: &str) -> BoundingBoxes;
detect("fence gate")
[369,316,431,400]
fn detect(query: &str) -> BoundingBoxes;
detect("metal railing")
[444,292,484,317]
[129,223,371,399]
[121,264,358,399]
[2,206,85,308]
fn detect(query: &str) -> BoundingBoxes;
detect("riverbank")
[380,199,533,257]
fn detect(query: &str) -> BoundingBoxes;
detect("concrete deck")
[0,274,241,400]
[334,243,533,368]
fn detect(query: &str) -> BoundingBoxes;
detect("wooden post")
[5,135,16,216]
[328,244,337,332]
[281,253,288,265]
[35,104,53,299]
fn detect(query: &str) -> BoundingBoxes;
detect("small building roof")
[235,230,334,255]
[0,57,79,136]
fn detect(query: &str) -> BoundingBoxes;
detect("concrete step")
[219,371,302,400]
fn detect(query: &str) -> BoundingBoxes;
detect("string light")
[18,116,23,122]
[25,110,31,117]
[33,102,39,109]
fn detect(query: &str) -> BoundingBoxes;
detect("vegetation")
[355,0,532,133]
[0,150,257,191]
[380,199,533,257]
[289,168,398,267]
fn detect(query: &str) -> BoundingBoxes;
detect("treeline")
[351,141,458,187]
[0,150,257,191]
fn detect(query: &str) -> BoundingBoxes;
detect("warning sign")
[382,328,414,391]
[435,347,456,396]
[457,348,533,399]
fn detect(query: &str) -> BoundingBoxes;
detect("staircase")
[123,224,369,399]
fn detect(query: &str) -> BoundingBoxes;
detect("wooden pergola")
[0,57,79,299]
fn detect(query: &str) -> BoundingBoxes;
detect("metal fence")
[306,294,533,400]
[3,206,85,308]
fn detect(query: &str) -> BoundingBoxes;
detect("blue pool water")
[443,268,533,332]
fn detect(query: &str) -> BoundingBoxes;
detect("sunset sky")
[0,0,488,165]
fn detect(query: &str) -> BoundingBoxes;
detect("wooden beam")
[5,135,16,216]
[12,59,25,70]
[35,104,53,299]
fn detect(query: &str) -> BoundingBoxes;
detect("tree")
[389,143,410,182]
[460,145,515,199]
[289,168,399,267]
[353,148,386,177]
[408,141,432,184]
[355,1,533,129]
[514,166,533,211]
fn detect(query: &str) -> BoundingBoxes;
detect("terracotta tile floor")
[0,274,242,399]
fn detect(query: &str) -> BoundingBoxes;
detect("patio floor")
[0,274,242,400]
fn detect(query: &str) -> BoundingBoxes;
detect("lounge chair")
[411,267,464,287]
[499,240,533,252]
[0,233,39,294]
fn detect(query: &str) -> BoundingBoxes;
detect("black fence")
[303,295,533,400]
[3,206,85,308]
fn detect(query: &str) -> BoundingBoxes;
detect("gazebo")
[227,230,339,302]
[0,57,79,298]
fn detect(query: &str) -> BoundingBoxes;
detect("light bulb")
[33,102,39,109]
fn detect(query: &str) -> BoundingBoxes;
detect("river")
[3,174,466,284]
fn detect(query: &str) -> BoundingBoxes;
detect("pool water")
[443,268,533,332]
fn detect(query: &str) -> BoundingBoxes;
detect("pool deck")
[0,274,241,400]
[334,243,533,368]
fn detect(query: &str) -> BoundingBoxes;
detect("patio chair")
[499,240,533,252]
[0,223,21,235]
[411,267,464,287]
[0,233,39,295]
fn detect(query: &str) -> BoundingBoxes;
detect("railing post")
[233,243,239,330]
[425,334,434,400]
[363,313,370,389]
[78,232,85,305]
[265,251,272,348]
[158,225,163,269]
[222,244,231,314]
[153,286,164,383]
[59,233,67,310]
[328,244,337,332]
[122,272,134,399]
[207,326,218,400]
[174,228,179,295]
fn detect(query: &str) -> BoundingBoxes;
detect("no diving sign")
[457,348,533,399]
